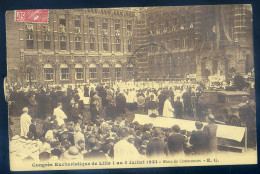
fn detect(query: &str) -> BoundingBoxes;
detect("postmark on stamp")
[14,9,48,23]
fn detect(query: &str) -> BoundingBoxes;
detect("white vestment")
[20,113,32,137]
[114,140,141,161]
[162,99,175,117]
[53,107,67,126]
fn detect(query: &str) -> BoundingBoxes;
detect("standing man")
[28,94,38,118]
[167,125,186,156]
[189,121,208,155]
[53,102,67,127]
[174,97,183,119]
[203,114,218,153]
[162,93,175,117]
[20,107,32,138]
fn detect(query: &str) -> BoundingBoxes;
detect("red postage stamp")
[14,9,48,23]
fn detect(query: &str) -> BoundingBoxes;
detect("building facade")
[6,5,254,84]
[6,8,136,84]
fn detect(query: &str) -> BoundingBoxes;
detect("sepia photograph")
[4,5,257,171]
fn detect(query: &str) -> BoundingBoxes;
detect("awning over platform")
[133,114,246,142]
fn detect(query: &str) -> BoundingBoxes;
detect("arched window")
[43,63,54,81]
[127,63,134,78]
[75,64,83,80]
[60,64,69,80]
[115,63,122,80]
[89,64,97,79]
[102,64,110,79]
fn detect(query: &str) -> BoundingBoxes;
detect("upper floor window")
[103,37,109,51]
[127,21,132,31]
[102,18,108,30]
[43,35,51,50]
[59,15,66,27]
[89,37,95,51]
[26,34,34,49]
[127,40,132,52]
[60,35,67,50]
[89,17,95,29]
[75,36,82,50]
[74,15,81,27]
[115,19,120,30]
[116,38,121,52]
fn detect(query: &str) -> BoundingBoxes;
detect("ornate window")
[115,64,122,80]
[89,64,97,79]
[127,40,132,52]
[75,36,82,50]
[89,17,95,29]
[26,34,34,49]
[59,15,66,27]
[75,64,83,80]
[102,64,110,79]
[43,35,50,50]
[43,64,54,81]
[89,37,95,51]
[115,19,120,30]
[60,64,69,80]
[102,18,108,30]
[74,15,81,27]
[126,20,132,31]
[127,63,134,78]
[60,35,67,50]
[115,38,121,52]
[103,37,109,51]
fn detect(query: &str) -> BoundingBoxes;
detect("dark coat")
[167,133,186,155]
[29,124,37,139]
[189,130,208,154]
[174,100,183,118]
[116,94,126,115]
[203,123,218,153]
[146,137,168,157]
[84,150,106,160]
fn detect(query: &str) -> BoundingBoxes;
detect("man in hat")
[167,125,186,156]
[189,121,208,155]
[61,146,83,161]
[203,114,218,153]
[146,128,168,158]
[53,102,67,127]
[20,107,32,138]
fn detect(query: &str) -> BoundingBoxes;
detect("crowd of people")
[6,79,255,162]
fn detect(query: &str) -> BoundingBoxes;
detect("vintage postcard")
[5,5,257,171]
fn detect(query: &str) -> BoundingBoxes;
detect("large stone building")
[131,5,253,81]
[6,5,254,84]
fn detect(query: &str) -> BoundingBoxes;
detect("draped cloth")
[53,108,67,127]
[20,113,31,137]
